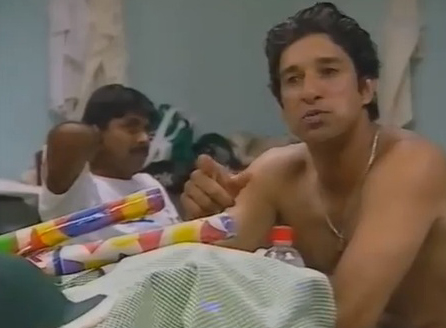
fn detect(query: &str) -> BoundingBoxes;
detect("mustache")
[130,145,149,154]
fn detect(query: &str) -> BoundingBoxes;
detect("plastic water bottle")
[264,226,305,267]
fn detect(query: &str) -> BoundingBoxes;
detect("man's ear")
[360,78,377,106]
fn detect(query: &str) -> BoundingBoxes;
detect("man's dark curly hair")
[81,84,160,130]
[265,2,380,121]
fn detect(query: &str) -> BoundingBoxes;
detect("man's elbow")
[336,307,381,328]
[336,315,363,328]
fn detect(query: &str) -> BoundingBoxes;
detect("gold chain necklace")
[321,129,380,251]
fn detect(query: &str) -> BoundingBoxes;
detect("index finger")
[196,155,226,179]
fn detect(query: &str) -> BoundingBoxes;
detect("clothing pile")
[141,104,242,194]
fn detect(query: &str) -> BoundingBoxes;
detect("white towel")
[378,0,422,127]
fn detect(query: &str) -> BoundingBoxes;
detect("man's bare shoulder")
[247,142,309,175]
[239,143,308,198]
[370,128,446,214]
[380,128,446,172]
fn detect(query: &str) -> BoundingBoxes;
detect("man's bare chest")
[276,183,358,274]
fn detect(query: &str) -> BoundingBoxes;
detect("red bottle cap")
[270,226,293,243]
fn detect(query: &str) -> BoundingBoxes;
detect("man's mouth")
[302,109,329,119]
[301,109,329,128]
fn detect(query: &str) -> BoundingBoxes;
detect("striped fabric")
[63,244,336,328]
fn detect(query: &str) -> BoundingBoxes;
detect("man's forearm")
[213,236,256,252]
[45,122,100,194]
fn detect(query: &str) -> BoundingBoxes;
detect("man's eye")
[123,122,141,134]
[286,76,302,84]
[320,67,338,77]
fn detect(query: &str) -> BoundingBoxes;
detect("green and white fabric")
[63,244,336,328]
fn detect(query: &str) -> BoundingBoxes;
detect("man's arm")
[212,151,281,251]
[44,122,100,194]
[332,142,446,328]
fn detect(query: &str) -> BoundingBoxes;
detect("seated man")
[181,3,446,328]
[40,84,179,239]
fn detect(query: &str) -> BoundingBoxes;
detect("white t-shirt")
[39,165,179,242]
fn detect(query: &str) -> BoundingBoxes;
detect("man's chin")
[128,159,147,175]
[293,126,338,144]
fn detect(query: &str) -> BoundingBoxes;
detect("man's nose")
[137,131,149,144]
[300,75,322,104]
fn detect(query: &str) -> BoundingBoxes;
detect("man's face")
[278,33,375,142]
[100,112,152,177]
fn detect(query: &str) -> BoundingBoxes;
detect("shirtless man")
[180,3,446,328]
